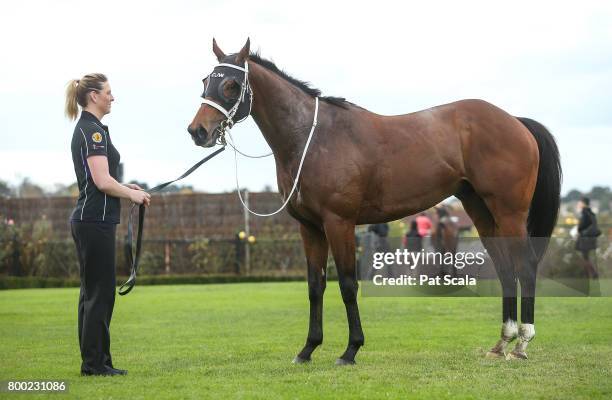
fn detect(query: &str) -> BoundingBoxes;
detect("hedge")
[0,274,307,290]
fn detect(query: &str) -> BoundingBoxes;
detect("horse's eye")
[223,80,240,99]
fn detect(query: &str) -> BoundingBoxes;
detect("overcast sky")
[0,0,610,196]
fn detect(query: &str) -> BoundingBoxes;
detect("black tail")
[517,117,562,258]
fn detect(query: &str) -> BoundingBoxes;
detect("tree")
[562,189,583,202]
[156,183,194,194]
[563,186,612,212]
[51,182,79,197]
[0,180,13,197]
[17,178,45,198]
[589,186,611,212]
[590,186,610,199]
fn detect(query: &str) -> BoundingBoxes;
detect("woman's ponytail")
[65,79,80,121]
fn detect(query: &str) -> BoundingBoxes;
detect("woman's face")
[90,81,114,115]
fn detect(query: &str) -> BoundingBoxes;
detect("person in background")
[575,197,600,279]
[65,73,151,376]
[368,222,391,254]
[415,212,433,237]
[368,223,392,276]
[403,220,423,253]
[368,222,390,240]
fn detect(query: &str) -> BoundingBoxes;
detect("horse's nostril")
[188,125,208,144]
[197,126,208,139]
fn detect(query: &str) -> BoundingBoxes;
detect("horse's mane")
[249,52,350,109]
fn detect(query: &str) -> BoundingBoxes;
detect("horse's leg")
[457,189,518,358]
[508,241,538,360]
[293,222,329,364]
[485,235,519,358]
[323,215,364,365]
[488,210,539,361]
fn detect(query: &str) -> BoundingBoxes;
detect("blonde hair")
[64,73,108,120]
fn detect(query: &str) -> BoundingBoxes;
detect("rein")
[118,146,225,296]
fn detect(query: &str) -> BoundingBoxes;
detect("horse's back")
[378,98,539,186]
[347,99,539,221]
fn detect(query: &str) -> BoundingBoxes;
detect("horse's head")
[187,38,251,148]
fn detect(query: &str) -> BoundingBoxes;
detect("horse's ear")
[212,38,226,61]
[236,38,250,64]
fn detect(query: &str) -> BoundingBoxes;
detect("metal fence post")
[164,241,171,274]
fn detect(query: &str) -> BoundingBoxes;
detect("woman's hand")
[129,189,151,207]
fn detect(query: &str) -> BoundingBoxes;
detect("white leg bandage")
[488,320,518,356]
[502,320,519,342]
[513,323,535,355]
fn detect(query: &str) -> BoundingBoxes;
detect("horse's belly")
[357,165,461,224]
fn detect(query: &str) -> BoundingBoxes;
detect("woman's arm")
[87,155,151,206]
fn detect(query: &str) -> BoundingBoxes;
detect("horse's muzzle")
[188,125,212,147]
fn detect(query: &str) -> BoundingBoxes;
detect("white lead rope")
[234,97,319,216]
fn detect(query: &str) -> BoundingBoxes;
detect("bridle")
[119,57,319,295]
[201,61,253,145]
[201,58,320,217]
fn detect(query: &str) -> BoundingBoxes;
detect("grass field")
[1,282,611,399]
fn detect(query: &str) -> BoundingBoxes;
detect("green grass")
[1,282,611,399]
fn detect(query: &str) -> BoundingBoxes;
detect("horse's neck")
[248,62,316,166]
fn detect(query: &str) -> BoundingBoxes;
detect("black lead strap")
[118,146,226,295]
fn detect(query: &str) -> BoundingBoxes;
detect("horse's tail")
[517,117,562,260]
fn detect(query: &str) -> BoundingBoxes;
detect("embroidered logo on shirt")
[92,132,103,143]
[93,144,105,150]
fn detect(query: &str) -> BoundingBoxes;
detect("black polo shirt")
[70,111,121,224]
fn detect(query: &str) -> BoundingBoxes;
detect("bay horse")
[188,39,561,365]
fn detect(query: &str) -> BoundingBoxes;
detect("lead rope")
[232,97,319,217]
[118,146,226,295]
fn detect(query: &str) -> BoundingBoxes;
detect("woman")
[65,73,151,376]
[403,220,423,253]
[575,197,599,279]
[415,212,432,237]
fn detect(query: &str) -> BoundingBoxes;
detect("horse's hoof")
[506,351,528,360]
[335,358,356,366]
[292,356,311,364]
[485,350,505,359]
